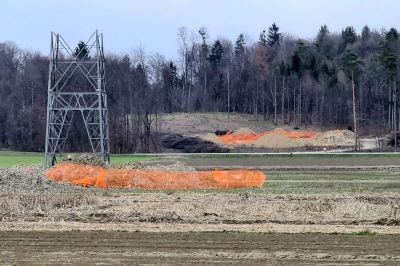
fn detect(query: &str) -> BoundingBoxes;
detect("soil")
[159,113,278,136]
[157,113,380,151]
[161,133,229,153]
[0,164,81,192]
[1,230,400,265]
[232,127,256,136]
[202,128,356,149]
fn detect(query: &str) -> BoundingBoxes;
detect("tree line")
[0,24,399,152]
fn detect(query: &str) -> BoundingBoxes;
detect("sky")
[1,0,399,59]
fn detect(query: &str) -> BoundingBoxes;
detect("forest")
[0,24,399,153]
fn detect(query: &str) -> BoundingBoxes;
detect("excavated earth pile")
[161,133,229,153]
[0,165,80,193]
[202,128,355,149]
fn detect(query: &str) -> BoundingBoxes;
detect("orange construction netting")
[218,129,317,145]
[45,163,266,190]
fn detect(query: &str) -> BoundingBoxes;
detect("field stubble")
[0,155,400,231]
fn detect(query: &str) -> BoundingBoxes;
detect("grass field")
[2,151,400,169]
[265,170,400,194]
[0,152,158,169]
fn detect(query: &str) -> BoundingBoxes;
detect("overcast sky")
[1,0,399,59]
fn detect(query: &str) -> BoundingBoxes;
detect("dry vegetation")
[1,159,399,232]
[1,191,399,227]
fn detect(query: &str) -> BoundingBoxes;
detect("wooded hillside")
[0,24,399,152]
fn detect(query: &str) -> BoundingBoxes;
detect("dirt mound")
[62,153,105,166]
[201,133,224,145]
[215,129,232,136]
[233,128,256,136]
[315,130,355,146]
[111,162,143,170]
[269,129,317,139]
[202,128,354,148]
[144,161,196,172]
[45,163,266,190]
[162,133,229,152]
[213,129,317,146]
[0,165,78,192]
[254,134,308,148]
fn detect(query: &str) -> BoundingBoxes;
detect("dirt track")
[1,230,399,265]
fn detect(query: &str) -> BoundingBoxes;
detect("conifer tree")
[209,40,224,67]
[267,23,283,46]
[73,41,90,60]
[259,29,267,46]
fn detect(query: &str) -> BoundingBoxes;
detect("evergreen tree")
[291,40,306,76]
[341,44,362,78]
[361,25,371,42]
[259,29,267,46]
[385,28,399,43]
[73,41,90,60]
[267,23,283,46]
[315,25,330,55]
[341,44,362,150]
[208,40,224,67]
[235,34,245,58]
[315,25,329,47]
[162,61,179,113]
[379,28,398,79]
[340,26,357,52]
[167,62,179,86]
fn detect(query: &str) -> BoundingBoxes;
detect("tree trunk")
[298,81,302,126]
[263,81,266,120]
[187,55,192,113]
[255,72,259,120]
[351,71,358,151]
[274,75,277,126]
[389,84,392,131]
[281,76,285,124]
[203,70,207,112]
[182,53,187,111]
[394,80,397,149]
[293,86,296,125]
[227,68,230,118]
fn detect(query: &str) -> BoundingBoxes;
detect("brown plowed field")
[1,230,400,265]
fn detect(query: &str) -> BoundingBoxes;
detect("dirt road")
[1,230,399,265]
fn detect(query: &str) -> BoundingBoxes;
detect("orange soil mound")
[218,129,317,145]
[45,163,266,190]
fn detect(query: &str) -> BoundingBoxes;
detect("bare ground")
[158,112,278,136]
[1,230,400,265]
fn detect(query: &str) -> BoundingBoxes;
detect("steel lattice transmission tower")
[44,31,110,167]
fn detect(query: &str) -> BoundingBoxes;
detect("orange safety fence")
[45,163,266,190]
[218,129,318,145]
